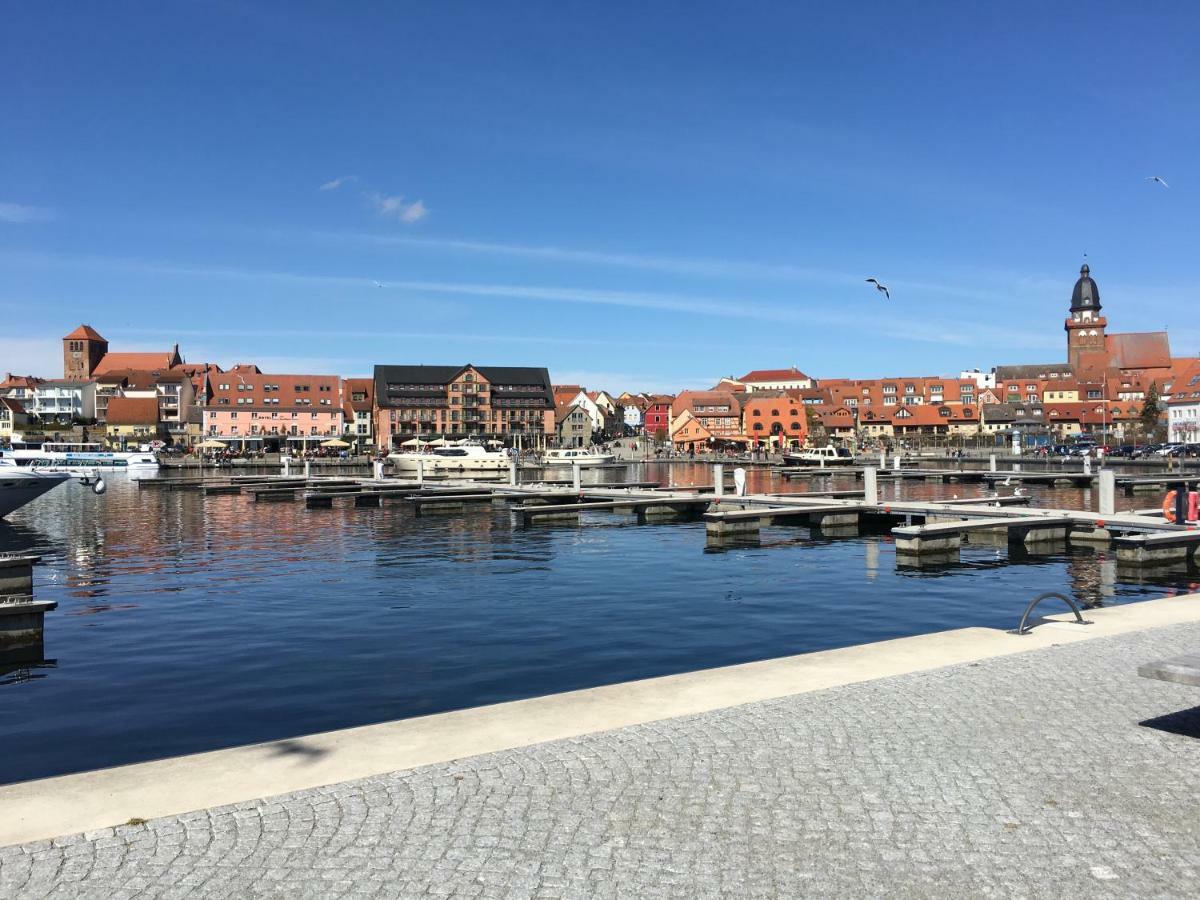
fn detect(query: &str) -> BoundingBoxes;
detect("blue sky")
[2,1,1197,393]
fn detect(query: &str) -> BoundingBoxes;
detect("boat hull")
[0,470,70,518]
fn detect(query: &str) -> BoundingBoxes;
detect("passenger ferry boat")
[541,448,616,467]
[1,442,159,474]
[387,441,511,474]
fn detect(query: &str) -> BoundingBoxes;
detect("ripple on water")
[0,462,1195,783]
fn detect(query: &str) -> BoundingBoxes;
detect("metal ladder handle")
[1014,591,1091,635]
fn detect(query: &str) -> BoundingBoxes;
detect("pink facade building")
[203,365,344,451]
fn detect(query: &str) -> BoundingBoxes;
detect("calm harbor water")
[1,462,1196,785]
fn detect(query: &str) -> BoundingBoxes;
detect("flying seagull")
[865,278,890,299]
[373,280,385,288]
[1145,176,1169,189]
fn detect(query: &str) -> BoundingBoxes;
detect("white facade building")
[29,380,97,424]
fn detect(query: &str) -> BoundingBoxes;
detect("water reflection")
[0,463,1195,785]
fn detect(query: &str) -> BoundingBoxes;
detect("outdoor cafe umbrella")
[320,438,351,448]
[198,439,228,449]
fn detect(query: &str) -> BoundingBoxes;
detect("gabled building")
[373,364,555,451]
[669,409,713,452]
[738,367,813,392]
[0,398,31,442]
[671,391,741,441]
[105,396,162,449]
[0,374,44,402]
[1168,360,1200,442]
[342,378,374,448]
[205,370,344,452]
[741,392,807,448]
[556,401,593,447]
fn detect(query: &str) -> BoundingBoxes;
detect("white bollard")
[989,454,997,472]
[1083,455,1093,475]
[819,455,825,469]
[373,460,384,480]
[1013,464,1021,473]
[733,467,747,497]
[863,466,878,505]
[572,462,582,492]
[713,464,724,498]
[508,455,518,486]
[417,458,425,484]
[1098,469,1115,516]
[304,459,311,478]
[282,457,290,477]
[893,454,901,471]
[880,449,886,469]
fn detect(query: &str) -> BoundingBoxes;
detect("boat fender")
[93,477,107,495]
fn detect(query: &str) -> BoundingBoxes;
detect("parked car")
[1133,444,1163,459]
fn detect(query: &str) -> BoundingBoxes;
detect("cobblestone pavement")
[4,623,1200,898]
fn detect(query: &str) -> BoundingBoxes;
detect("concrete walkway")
[3,616,1200,897]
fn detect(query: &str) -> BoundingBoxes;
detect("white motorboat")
[781,446,855,467]
[387,442,511,474]
[2,442,158,474]
[0,459,73,519]
[542,448,616,467]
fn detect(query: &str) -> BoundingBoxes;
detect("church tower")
[1065,264,1107,372]
[62,324,109,381]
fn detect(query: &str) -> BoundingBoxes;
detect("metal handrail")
[1014,591,1091,635]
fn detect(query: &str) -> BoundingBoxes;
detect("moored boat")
[0,459,72,519]
[541,448,615,467]
[2,442,158,474]
[387,441,511,474]
[782,446,855,467]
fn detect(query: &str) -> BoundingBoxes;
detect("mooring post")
[713,463,724,498]
[1013,463,1021,473]
[893,454,901,471]
[572,462,581,492]
[863,466,878,505]
[989,454,997,472]
[508,454,518,487]
[417,459,425,484]
[1098,469,1115,516]
[282,457,290,477]
[819,455,825,469]
[304,459,311,479]
[880,449,886,468]
[373,459,384,480]
[1083,455,1093,476]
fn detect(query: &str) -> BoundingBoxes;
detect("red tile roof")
[0,374,43,390]
[739,367,811,383]
[105,396,160,426]
[342,377,374,413]
[1106,332,1172,370]
[0,397,27,415]
[64,324,106,341]
[93,352,178,375]
[206,372,342,412]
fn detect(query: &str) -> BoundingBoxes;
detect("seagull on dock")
[1002,475,1012,486]
[865,278,890,299]
[1145,176,1169,189]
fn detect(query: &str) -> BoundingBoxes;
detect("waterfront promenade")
[2,598,1199,897]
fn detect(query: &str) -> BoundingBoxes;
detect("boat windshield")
[836,448,853,458]
[434,449,468,457]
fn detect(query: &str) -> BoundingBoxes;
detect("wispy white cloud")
[368,193,428,223]
[318,175,357,191]
[551,369,717,395]
[0,202,54,224]
[0,250,1055,354]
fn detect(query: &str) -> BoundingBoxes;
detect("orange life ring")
[1163,490,1177,523]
